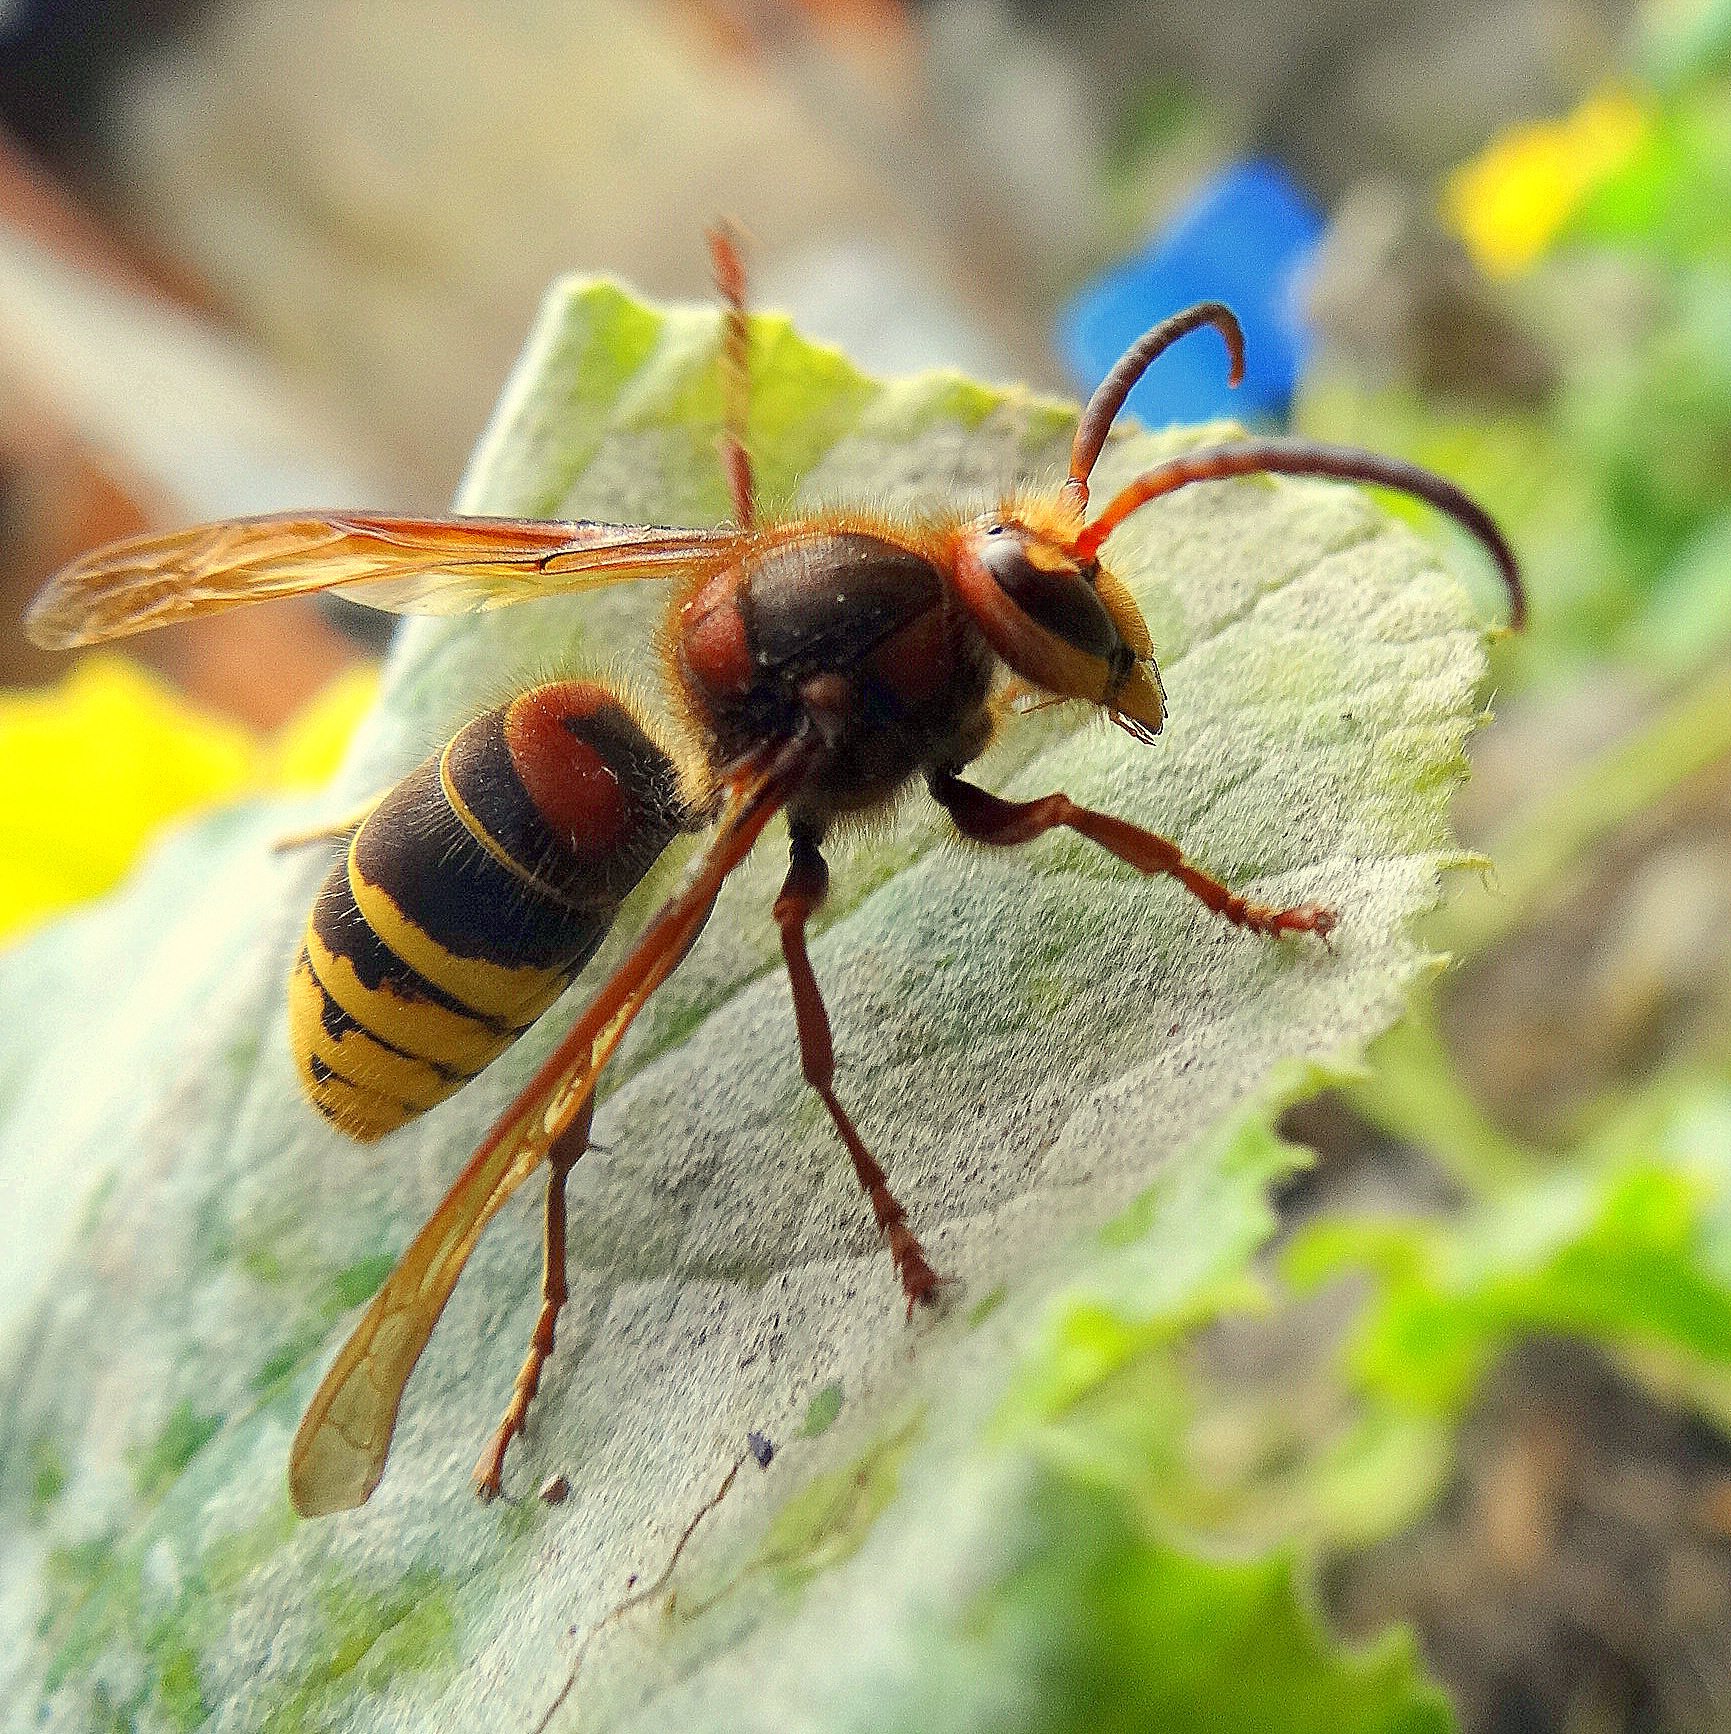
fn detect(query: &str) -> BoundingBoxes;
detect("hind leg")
[473,1095,594,1500]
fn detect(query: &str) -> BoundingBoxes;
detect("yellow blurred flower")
[1445,89,1651,276]
[0,657,378,944]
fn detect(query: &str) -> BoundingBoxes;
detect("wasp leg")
[709,222,756,530]
[774,829,942,1314]
[928,771,1336,940]
[473,1094,594,1501]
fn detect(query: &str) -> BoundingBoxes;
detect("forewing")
[287,1125,552,1516]
[288,745,809,1516]
[24,512,735,648]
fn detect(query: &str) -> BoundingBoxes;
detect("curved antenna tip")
[1077,437,1526,633]
[1068,302,1248,496]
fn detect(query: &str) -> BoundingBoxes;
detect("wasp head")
[948,296,1525,747]
[950,505,1165,741]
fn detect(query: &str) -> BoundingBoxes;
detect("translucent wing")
[288,742,811,1516]
[24,512,737,648]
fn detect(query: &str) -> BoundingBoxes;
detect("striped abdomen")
[290,682,689,1140]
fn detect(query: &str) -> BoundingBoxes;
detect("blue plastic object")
[1058,159,1324,429]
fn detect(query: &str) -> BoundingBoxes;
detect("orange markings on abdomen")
[503,683,629,861]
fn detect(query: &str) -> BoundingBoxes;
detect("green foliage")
[1293,1084,1731,1409]
[590,1109,1449,1733]
[869,1471,1450,1734]
[1639,0,1731,92]
[1280,1078,1731,1544]
[1569,95,1731,258]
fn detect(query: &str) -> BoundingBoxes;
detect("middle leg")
[774,828,942,1313]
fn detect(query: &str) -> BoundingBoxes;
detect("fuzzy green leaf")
[0,278,1491,1731]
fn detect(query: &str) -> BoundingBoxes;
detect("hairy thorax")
[670,526,998,830]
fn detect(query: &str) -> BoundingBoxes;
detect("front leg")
[927,771,1336,940]
[774,828,943,1313]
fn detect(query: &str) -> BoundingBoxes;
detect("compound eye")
[976,533,1118,661]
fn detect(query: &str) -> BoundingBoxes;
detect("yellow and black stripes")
[291,682,689,1139]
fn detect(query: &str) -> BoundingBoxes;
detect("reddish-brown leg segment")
[774,832,942,1313]
[708,224,756,531]
[473,1095,595,1500]
[928,771,1337,939]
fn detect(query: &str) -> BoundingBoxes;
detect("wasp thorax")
[951,520,1165,736]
